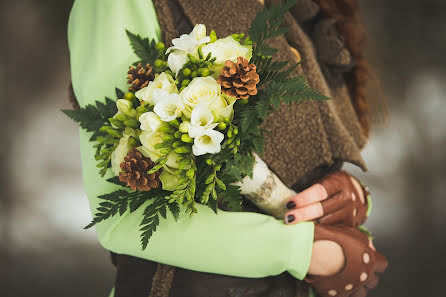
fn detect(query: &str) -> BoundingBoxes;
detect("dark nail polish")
[286,214,295,224]
[286,201,296,209]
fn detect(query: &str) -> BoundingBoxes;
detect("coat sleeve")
[68,0,314,280]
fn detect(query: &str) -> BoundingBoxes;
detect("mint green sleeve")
[68,0,314,280]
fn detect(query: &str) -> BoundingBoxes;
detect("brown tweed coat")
[108,0,368,296]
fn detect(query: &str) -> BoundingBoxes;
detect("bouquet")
[64,0,328,249]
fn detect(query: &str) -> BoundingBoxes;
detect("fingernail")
[286,214,295,224]
[286,201,296,209]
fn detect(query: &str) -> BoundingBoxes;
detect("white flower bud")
[116,99,136,118]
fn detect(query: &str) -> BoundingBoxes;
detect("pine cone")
[127,62,155,92]
[217,57,260,100]
[119,148,162,191]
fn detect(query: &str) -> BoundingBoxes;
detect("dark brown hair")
[315,0,371,136]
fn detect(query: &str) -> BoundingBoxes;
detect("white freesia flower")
[135,73,177,106]
[166,24,211,75]
[153,92,185,122]
[191,127,225,156]
[201,36,252,65]
[110,135,132,176]
[139,112,163,134]
[180,76,226,117]
[189,104,218,138]
[139,131,164,161]
[167,51,189,76]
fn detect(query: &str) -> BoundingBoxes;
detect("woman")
[68,0,388,296]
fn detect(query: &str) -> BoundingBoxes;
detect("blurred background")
[1,0,445,296]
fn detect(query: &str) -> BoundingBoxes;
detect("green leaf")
[126,30,159,65]
[115,88,125,99]
[107,176,126,187]
[140,198,169,249]
[168,202,180,221]
[62,97,117,140]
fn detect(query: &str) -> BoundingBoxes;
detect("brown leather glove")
[306,224,388,297]
[284,171,369,227]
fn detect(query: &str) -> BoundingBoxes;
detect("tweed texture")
[148,264,176,297]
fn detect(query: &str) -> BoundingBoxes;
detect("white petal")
[168,51,189,75]
[191,104,215,127]
[139,112,162,133]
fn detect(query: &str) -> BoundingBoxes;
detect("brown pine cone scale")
[127,62,155,93]
[119,148,162,191]
[217,57,260,100]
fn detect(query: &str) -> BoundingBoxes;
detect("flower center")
[166,104,177,115]
[200,135,212,145]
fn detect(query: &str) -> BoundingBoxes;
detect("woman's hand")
[284,171,369,227]
[306,224,388,297]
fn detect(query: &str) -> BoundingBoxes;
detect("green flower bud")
[124,119,139,128]
[223,117,230,123]
[165,70,174,77]
[187,53,198,63]
[162,134,174,141]
[159,125,176,134]
[179,121,190,133]
[191,70,198,78]
[155,42,165,51]
[124,92,134,100]
[97,136,107,144]
[107,129,122,138]
[99,125,112,133]
[109,118,125,129]
[203,68,211,76]
[179,86,186,92]
[175,146,191,154]
[206,159,213,165]
[97,160,109,168]
[181,134,193,143]
[136,105,148,114]
[236,139,241,145]
[186,168,195,178]
[174,131,183,138]
[114,114,127,122]
[218,122,227,130]
[233,127,239,135]
[182,68,191,77]
[181,79,190,86]
[128,137,139,147]
[172,141,183,148]
[227,129,233,138]
[169,119,180,128]
[160,148,171,155]
[209,30,217,43]
[155,59,164,68]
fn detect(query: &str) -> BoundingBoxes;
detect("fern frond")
[126,30,159,65]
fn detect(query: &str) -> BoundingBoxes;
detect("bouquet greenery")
[64,0,328,249]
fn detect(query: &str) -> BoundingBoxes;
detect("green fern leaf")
[126,30,159,65]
